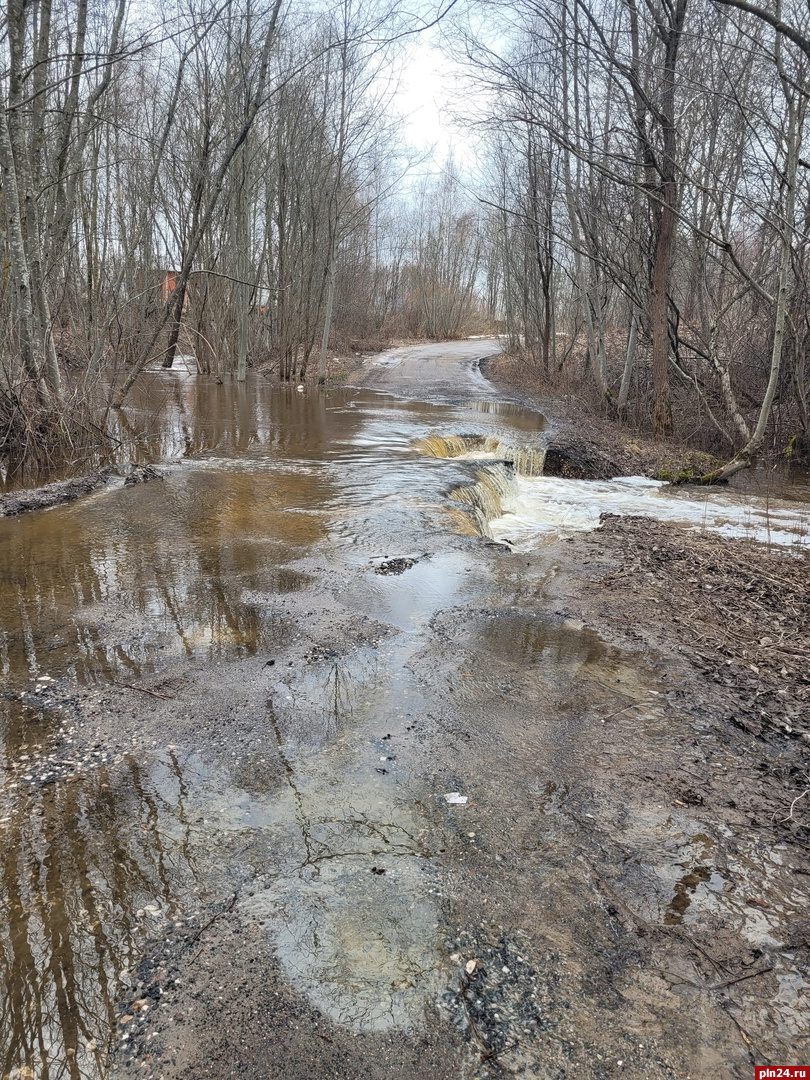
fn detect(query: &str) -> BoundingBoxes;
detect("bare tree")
[112,0,285,407]
[455,0,810,466]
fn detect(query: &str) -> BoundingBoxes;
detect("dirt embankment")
[481,352,741,481]
[483,349,810,748]
[568,515,809,850]
[592,516,809,747]
[0,465,166,517]
[0,471,110,517]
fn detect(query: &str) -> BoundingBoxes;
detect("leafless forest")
[1,0,809,476]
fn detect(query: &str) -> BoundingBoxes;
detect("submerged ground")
[0,341,808,1079]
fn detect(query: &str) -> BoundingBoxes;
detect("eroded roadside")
[1,341,808,1080]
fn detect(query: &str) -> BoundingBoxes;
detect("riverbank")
[0,469,111,516]
[480,352,738,482]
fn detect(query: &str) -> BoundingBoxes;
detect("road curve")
[358,337,503,402]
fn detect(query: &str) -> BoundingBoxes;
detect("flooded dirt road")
[0,340,808,1079]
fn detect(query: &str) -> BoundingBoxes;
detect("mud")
[0,340,808,1080]
[94,531,808,1080]
[0,470,111,516]
[541,439,622,481]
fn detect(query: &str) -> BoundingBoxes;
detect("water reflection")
[2,378,509,688]
[2,375,371,492]
[0,653,443,1078]
[466,399,547,432]
[0,464,328,685]
[118,375,371,467]
[0,372,631,1069]
[480,611,611,669]
[0,751,205,1080]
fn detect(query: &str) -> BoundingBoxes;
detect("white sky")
[393,36,471,171]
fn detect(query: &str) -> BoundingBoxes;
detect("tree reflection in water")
[0,750,200,1080]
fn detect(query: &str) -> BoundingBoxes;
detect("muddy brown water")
[0,353,808,1079]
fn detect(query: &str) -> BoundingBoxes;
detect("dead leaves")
[596,516,810,742]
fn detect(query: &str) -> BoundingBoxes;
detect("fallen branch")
[710,965,773,991]
[120,683,176,700]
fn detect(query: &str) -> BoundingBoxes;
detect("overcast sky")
[394,32,470,171]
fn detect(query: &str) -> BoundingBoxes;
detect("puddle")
[0,536,463,1075]
[465,399,547,432]
[0,467,321,686]
[0,750,220,1079]
[604,809,809,1035]
[658,830,719,927]
[0,659,441,1077]
[334,552,480,634]
[241,644,445,1032]
[244,859,439,1031]
[478,611,611,668]
[473,610,659,706]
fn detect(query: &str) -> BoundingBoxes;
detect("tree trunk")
[618,309,639,412]
[649,0,687,437]
[113,0,284,407]
[704,49,799,481]
[0,103,50,404]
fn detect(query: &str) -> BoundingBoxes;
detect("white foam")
[490,475,810,551]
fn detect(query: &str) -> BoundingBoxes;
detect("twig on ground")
[600,703,644,721]
[120,682,176,700]
[458,970,497,1061]
[783,789,809,822]
[710,966,773,991]
[723,1006,758,1066]
[187,892,239,964]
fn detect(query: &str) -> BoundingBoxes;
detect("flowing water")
[425,434,810,550]
[1,363,809,1077]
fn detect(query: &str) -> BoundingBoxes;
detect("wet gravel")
[374,557,417,575]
